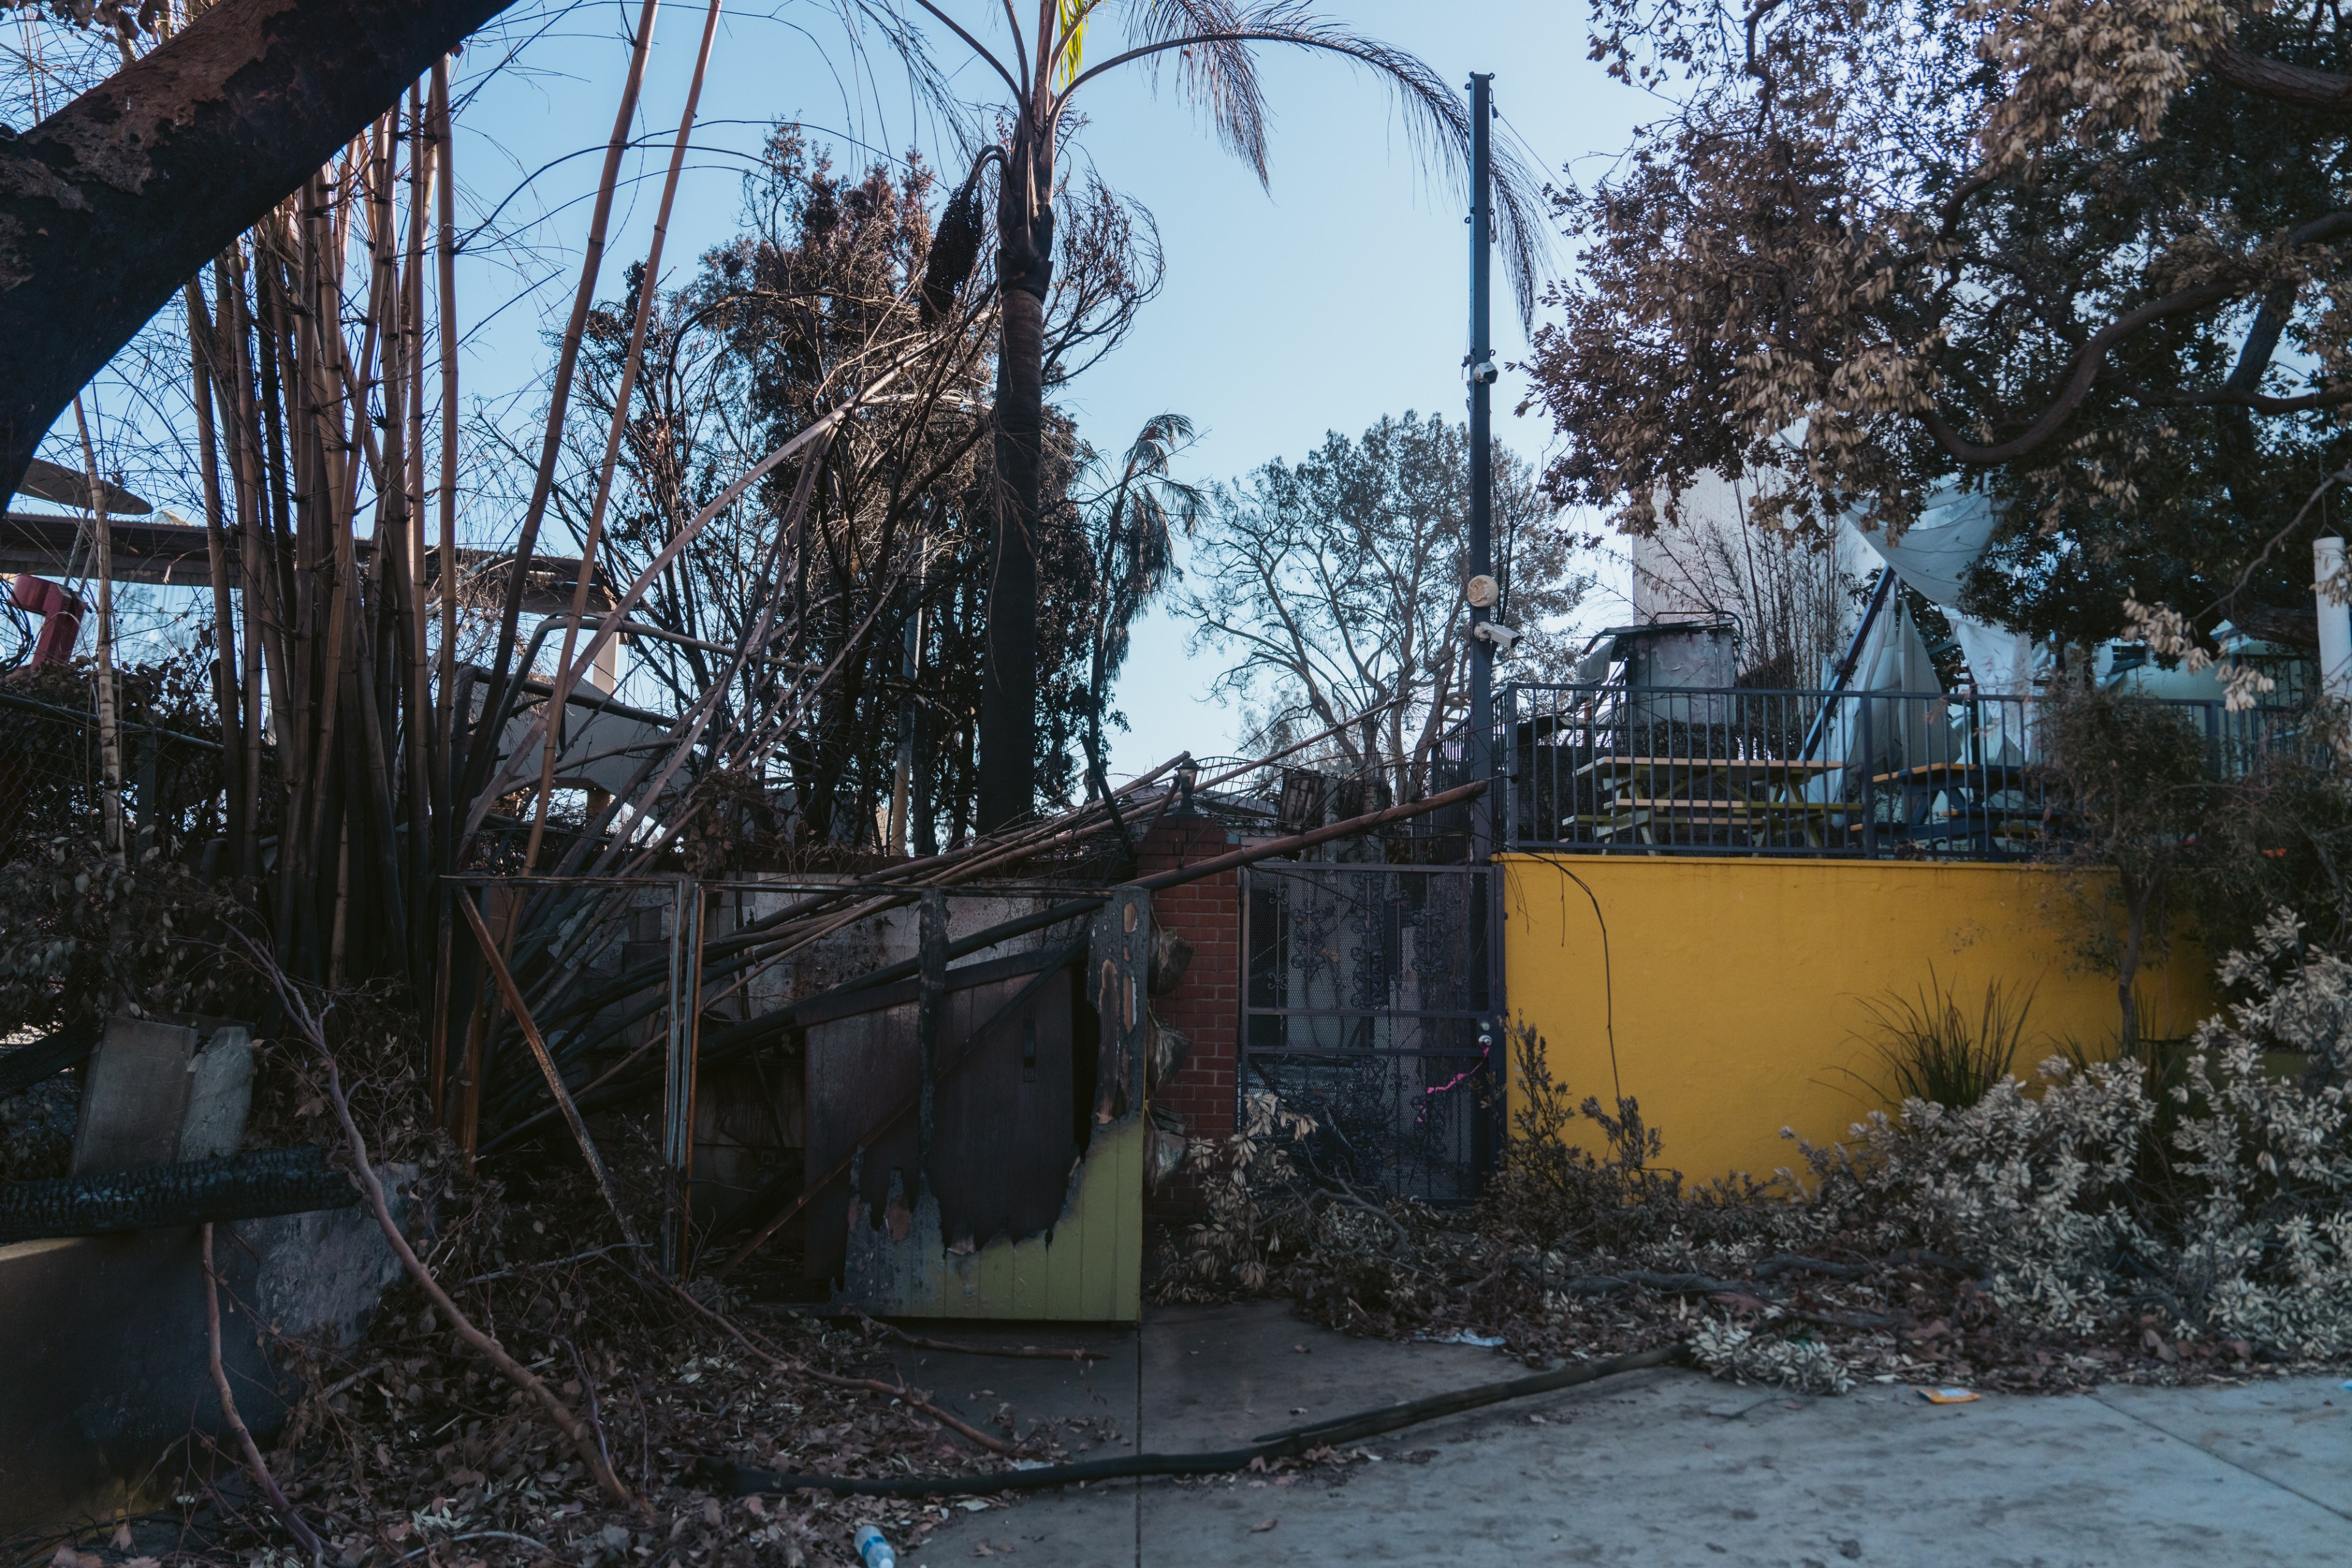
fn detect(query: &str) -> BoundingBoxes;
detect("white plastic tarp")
[1806,597,1962,801]
[1850,482,2036,762]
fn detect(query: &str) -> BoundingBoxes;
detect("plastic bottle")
[852,1523,896,1568]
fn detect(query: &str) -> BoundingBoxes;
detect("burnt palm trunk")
[978,127,1053,832]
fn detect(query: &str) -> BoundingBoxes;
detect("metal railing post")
[1502,682,1518,853]
[1860,693,1877,858]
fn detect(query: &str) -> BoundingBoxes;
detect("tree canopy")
[1525,0,2352,650]
[1179,411,1588,796]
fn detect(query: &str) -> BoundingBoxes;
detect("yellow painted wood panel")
[975,1227,1016,1316]
[1075,1120,1125,1314]
[1010,1231,1048,1318]
[1111,1118,1142,1321]
[1043,1170,1087,1320]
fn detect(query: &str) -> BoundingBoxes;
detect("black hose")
[0,1146,357,1243]
[711,1341,1687,1498]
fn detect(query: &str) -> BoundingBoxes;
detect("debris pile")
[1157,926,2352,1396]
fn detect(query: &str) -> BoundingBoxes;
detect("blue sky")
[82,2,1651,772]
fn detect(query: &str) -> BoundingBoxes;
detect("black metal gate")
[1239,862,1498,1204]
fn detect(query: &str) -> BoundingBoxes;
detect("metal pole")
[1464,77,1505,1194]
[1465,72,1496,861]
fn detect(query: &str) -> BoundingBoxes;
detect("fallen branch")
[655,1275,1013,1454]
[459,895,642,1251]
[243,941,635,1509]
[201,1221,326,1558]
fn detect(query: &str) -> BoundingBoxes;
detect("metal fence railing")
[1501,682,2301,860]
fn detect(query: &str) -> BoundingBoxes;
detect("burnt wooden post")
[660,877,705,1276]
[1089,886,1152,1129]
[915,889,948,1169]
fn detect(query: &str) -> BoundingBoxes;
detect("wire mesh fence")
[0,688,229,864]
[1241,862,1495,1204]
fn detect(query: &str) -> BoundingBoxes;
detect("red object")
[9,575,82,666]
[1138,813,1244,1214]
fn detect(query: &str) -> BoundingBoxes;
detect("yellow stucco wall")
[1499,854,2217,1184]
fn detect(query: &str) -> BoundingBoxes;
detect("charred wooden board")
[801,946,1083,1285]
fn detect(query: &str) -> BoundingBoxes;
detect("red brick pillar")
[1139,814,1242,1211]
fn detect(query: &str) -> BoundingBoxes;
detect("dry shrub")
[0,833,240,1042]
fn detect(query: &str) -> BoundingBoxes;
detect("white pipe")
[2316,537,2352,703]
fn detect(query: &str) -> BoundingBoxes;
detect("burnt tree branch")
[0,0,520,498]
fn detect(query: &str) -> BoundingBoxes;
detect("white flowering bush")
[1690,1321,1853,1395]
[2163,913,2352,1357]
[1810,910,2352,1359]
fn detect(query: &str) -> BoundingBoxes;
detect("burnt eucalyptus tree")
[879,0,1545,829]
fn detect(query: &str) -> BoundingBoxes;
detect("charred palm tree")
[891,1,1546,830]
[1078,412,1200,806]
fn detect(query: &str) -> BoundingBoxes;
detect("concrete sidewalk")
[858,1301,2352,1567]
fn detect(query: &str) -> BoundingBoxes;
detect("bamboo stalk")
[459,894,643,1251]
[404,77,434,943]
[466,0,668,833]
[469,386,907,845]
[70,395,124,867]
[184,274,248,867]
[431,59,459,849]
[522,0,730,876]
[218,251,271,879]
[301,175,360,937]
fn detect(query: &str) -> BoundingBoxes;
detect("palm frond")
[1126,1,1272,176]
[1083,2,1550,326]
[1057,0,1098,90]
[847,0,996,149]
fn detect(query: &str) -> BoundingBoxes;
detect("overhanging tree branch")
[0,0,524,500]
[1917,209,2352,463]
[2212,45,2352,112]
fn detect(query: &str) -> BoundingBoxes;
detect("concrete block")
[68,1018,197,1175]
[179,1026,253,1161]
[69,1017,257,1176]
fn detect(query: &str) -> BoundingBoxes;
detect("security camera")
[1472,620,1524,658]
[1465,358,1499,386]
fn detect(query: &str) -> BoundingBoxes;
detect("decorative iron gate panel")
[1239,862,1498,1204]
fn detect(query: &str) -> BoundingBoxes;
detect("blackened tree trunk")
[0,0,519,502]
[978,126,1053,832]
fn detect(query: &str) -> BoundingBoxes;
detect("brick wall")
[1140,814,1242,1213]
